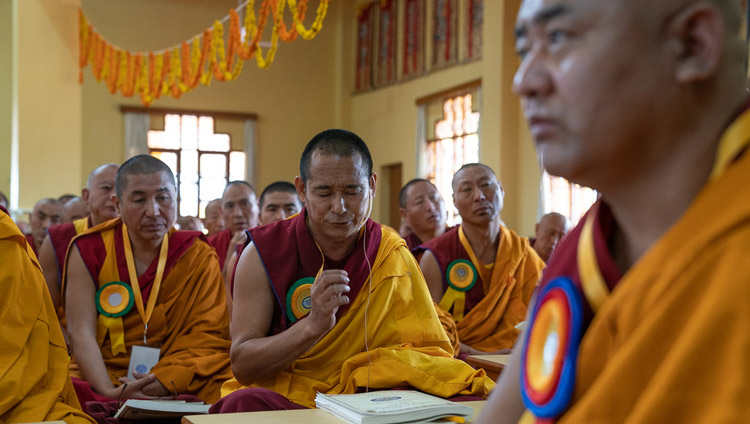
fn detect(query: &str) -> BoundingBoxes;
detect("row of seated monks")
[3,0,748,421]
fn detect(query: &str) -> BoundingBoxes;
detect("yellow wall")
[0,1,14,204]
[13,0,82,211]
[7,0,541,233]
[80,0,345,195]
[346,0,540,234]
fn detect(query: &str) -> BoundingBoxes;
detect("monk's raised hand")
[308,270,350,334]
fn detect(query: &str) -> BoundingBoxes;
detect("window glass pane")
[198,200,208,220]
[160,114,182,150]
[181,115,198,150]
[200,177,227,203]
[198,116,215,145]
[541,172,598,227]
[199,133,231,152]
[151,151,178,177]
[200,153,227,177]
[229,152,246,181]
[181,150,198,184]
[180,183,198,217]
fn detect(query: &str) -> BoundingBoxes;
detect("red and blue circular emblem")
[521,276,584,419]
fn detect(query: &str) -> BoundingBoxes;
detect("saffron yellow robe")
[424,225,545,352]
[221,224,495,408]
[63,218,232,403]
[0,209,94,423]
[556,115,750,422]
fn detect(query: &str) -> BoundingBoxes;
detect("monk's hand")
[230,230,247,248]
[131,372,173,397]
[109,373,165,399]
[307,270,351,335]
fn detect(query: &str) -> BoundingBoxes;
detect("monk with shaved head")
[531,212,568,262]
[63,155,231,413]
[27,198,63,255]
[62,197,90,223]
[480,1,749,422]
[39,163,119,311]
[203,199,225,236]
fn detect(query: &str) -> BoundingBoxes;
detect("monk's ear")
[112,194,121,216]
[294,176,306,204]
[81,188,90,203]
[369,172,377,198]
[399,208,407,220]
[668,2,725,84]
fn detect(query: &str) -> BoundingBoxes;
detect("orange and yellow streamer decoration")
[79,0,331,106]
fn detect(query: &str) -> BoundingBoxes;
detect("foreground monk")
[530,212,568,263]
[203,199,225,236]
[258,181,302,225]
[480,0,750,422]
[64,155,231,406]
[213,129,493,412]
[40,163,119,311]
[398,178,449,250]
[208,181,259,271]
[0,206,94,423]
[27,197,63,255]
[420,164,544,356]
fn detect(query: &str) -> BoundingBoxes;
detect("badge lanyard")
[122,224,169,345]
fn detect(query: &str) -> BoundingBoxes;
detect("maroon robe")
[47,217,93,285]
[25,233,37,256]
[207,228,232,271]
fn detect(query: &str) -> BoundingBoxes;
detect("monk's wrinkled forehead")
[307,152,368,186]
[88,164,118,188]
[452,164,496,189]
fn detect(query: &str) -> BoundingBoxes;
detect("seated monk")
[63,155,232,407]
[212,129,494,413]
[27,197,63,256]
[530,212,569,263]
[258,181,302,226]
[480,0,750,422]
[0,205,94,423]
[177,215,203,231]
[62,196,90,223]
[419,164,545,356]
[39,163,119,312]
[208,181,259,272]
[398,178,450,250]
[202,198,225,236]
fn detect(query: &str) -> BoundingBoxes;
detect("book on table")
[315,390,474,424]
[113,399,210,420]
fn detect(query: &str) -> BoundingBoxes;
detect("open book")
[315,391,474,424]
[113,399,210,420]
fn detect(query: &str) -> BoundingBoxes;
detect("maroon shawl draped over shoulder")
[246,207,381,335]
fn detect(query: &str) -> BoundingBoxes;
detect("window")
[541,172,598,226]
[148,114,246,218]
[426,93,480,225]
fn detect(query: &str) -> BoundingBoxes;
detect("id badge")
[127,345,160,379]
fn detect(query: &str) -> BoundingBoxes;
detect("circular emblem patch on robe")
[95,281,135,318]
[521,276,584,419]
[286,277,314,323]
[446,259,477,292]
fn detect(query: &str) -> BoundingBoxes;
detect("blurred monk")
[480,0,750,422]
[212,129,494,413]
[420,164,544,356]
[27,198,63,255]
[208,181,259,272]
[258,181,302,225]
[62,197,90,223]
[64,155,231,410]
[39,163,119,312]
[530,212,568,262]
[202,199,225,236]
[0,205,94,423]
[177,216,203,231]
[399,178,449,250]
[0,191,8,209]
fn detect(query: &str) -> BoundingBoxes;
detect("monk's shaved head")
[116,155,175,199]
[62,196,89,223]
[88,163,119,189]
[452,163,497,191]
[299,129,373,184]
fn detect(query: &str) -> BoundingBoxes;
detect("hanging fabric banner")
[79,0,332,107]
[402,0,425,79]
[374,0,397,87]
[431,0,457,69]
[355,2,376,92]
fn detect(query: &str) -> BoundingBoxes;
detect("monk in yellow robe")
[64,155,231,409]
[39,163,119,312]
[420,164,545,356]
[213,129,494,413]
[0,206,94,423]
[480,0,750,422]
[398,178,451,250]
